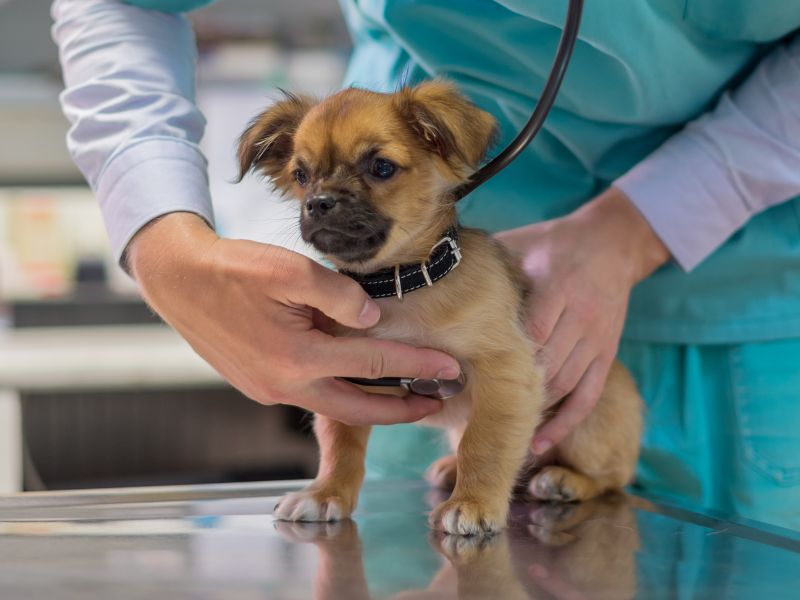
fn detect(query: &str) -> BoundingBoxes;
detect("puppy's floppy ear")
[237,91,316,185]
[396,79,498,176]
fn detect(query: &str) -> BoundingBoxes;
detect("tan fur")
[240,80,643,536]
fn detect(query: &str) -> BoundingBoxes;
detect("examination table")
[0,479,797,598]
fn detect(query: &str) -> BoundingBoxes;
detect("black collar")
[342,227,462,300]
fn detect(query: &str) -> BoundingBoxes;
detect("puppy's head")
[238,80,497,271]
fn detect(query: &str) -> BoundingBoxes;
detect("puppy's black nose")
[305,195,337,216]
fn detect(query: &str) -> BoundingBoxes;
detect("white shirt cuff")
[614,126,752,272]
[95,137,215,263]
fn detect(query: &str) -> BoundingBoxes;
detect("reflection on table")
[0,480,798,599]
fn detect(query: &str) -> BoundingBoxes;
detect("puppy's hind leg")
[529,465,609,502]
[529,361,642,502]
[274,416,370,522]
[425,427,465,491]
[426,454,459,490]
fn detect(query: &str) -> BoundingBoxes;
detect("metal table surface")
[0,479,797,599]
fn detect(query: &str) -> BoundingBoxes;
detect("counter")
[0,479,798,598]
[0,324,225,493]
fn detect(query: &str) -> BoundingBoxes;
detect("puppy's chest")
[369,297,476,430]
[366,298,445,349]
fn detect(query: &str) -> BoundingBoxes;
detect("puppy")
[238,80,643,535]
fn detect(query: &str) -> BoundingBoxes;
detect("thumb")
[285,260,381,329]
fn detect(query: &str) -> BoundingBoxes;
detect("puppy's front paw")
[429,496,506,536]
[273,489,352,522]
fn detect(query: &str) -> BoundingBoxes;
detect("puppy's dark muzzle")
[305,194,338,219]
[299,193,393,263]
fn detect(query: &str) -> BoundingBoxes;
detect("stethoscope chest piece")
[342,373,466,400]
[407,373,466,399]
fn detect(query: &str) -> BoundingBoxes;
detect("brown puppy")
[238,80,643,535]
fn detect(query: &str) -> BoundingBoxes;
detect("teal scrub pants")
[365,338,800,532]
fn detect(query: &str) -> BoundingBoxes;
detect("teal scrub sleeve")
[121,0,215,12]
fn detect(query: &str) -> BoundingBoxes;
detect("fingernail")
[358,299,380,326]
[533,440,552,455]
[436,366,461,380]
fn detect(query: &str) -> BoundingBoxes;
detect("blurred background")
[0,0,352,492]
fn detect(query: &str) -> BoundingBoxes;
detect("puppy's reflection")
[275,520,372,600]
[274,494,639,600]
[521,495,640,599]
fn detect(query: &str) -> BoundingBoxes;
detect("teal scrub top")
[128,0,800,345]
[126,0,214,10]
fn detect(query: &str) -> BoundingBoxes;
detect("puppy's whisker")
[272,223,304,249]
[244,216,300,224]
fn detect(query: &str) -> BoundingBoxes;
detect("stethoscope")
[343,0,584,400]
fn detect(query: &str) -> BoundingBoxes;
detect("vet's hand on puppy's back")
[496,187,669,454]
[127,212,459,426]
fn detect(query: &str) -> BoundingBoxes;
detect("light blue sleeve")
[52,0,215,263]
[616,32,800,272]
[121,0,215,12]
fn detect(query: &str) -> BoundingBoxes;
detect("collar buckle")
[429,234,462,269]
[418,234,461,293]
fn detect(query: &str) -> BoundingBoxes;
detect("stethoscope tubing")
[453,0,584,201]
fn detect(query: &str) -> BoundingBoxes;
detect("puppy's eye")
[370,158,396,180]
[293,168,308,186]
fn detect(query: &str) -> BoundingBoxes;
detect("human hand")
[127,213,460,425]
[495,188,669,454]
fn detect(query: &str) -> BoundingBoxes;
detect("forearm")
[52,0,214,263]
[616,31,800,271]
